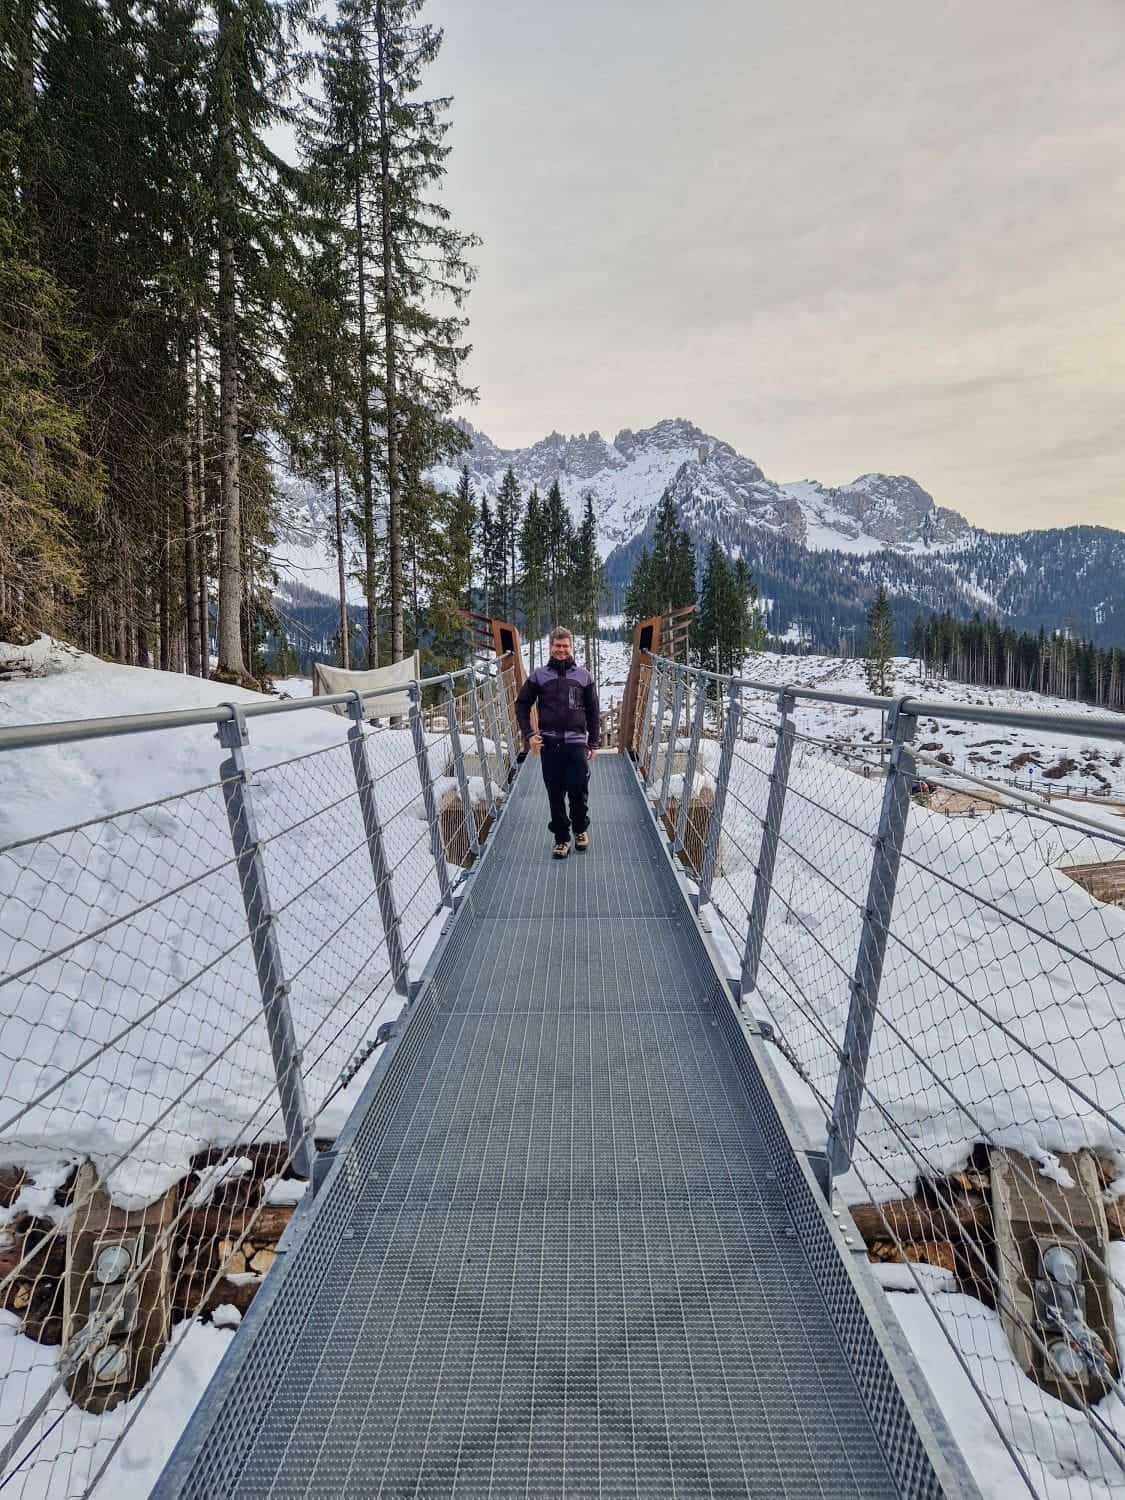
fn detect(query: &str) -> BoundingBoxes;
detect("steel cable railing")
[0,658,519,1498]
[640,650,1125,1499]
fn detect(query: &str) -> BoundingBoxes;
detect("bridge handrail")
[644,650,1125,743]
[0,656,513,754]
[635,649,1125,1492]
[0,655,523,1493]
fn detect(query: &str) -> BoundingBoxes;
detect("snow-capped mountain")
[271,417,1125,650]
[432,417,977,559]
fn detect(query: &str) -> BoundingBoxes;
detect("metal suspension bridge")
[1,612,1123,1498]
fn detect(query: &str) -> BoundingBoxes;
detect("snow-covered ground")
[627,647,1125,1495]
[599,643,1125,799]
[0,636,501,1496]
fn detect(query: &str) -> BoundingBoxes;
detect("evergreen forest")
[1,0,482,684]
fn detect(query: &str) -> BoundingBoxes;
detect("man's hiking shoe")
[575,832,589,851]
[552,841,570,859]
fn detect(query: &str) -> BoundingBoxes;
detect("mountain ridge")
[276,417,1124,650]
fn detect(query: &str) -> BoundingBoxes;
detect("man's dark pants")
[540,741,590,840]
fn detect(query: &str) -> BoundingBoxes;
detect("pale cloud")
[429,0,1125,531]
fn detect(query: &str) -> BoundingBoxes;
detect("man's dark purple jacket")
[515,657,600,749]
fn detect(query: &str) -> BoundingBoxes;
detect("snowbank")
[0,639,465,1207]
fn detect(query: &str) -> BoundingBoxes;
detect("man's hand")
[529,733,543,754]
[588,746,597,760]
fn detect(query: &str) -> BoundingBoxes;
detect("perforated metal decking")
[156,756,966,1499]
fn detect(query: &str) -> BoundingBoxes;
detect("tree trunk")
[159,504,172,671]
[215,14,245,681]
[375,0,402,664]
[181,326,201,677]
[352,136,378,669]
[217,212,244,678]
[195,321,210,672]
[332,426,350,670]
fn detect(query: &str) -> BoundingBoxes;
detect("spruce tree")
[0,161,103,633]
[865,584,894,697]
[281,225,362,669]
[450,466,477,612]
[624,546,657,629]
[477,493,496,615]
[732,555,766,657]
[573,494,601,668]
[519,487,548,664]
[371,0,477,659]
[495,467,522,621]
[543,480,574,625]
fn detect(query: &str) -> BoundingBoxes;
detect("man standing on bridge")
[516,627,600,859]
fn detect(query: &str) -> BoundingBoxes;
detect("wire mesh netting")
[641,654,1125,1497]
[0,663,518,1498]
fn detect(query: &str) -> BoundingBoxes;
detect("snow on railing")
[0,658,520,1498]
[638,652,1125,1498]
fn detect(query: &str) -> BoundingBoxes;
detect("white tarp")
[312,652,419,719]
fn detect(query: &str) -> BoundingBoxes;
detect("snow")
[0,635,500,1495]
[3,633,1124,1495]
[681,649,1125,1494]
[0,1313,233,1500]
[733,653,1125,799]
[0,642,449,1206]
[874,1245,1125,1498]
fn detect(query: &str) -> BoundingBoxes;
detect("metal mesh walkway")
[156,756,955,1498]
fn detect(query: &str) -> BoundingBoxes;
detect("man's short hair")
[549,627,573,644]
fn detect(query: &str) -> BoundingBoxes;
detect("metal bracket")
[216,701,250,749]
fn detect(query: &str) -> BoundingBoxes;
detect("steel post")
[478,667,503,784]
[658,667,685,819]
[697,681,741,907]
[674,670,708,855]
[467,669,496,816]
[637,660,657,760]
[445,675,480,858]
[827,701,919,1182]
[740,691,796,999]
[495,665,518,769]
[346,699,409,995]
[409,683,454,908]
[217,706,315,1179]
[645,666,665,787]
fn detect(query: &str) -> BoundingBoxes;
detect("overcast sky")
[425,0,1125,532]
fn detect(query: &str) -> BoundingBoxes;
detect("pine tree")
[0,160,103,633]
[865,584,894,697]
[477,493,498,615]
[281,217,362,668]
[449,465,476,611]
[624,546,656,630]
[210,0,310,680]
[495,467,522,621]
[573,494,601,668]
[369,0,478,660]
[732,555,766,658]
[543,480,574,625]
[519,486,548,665]
[695,542,741,677]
